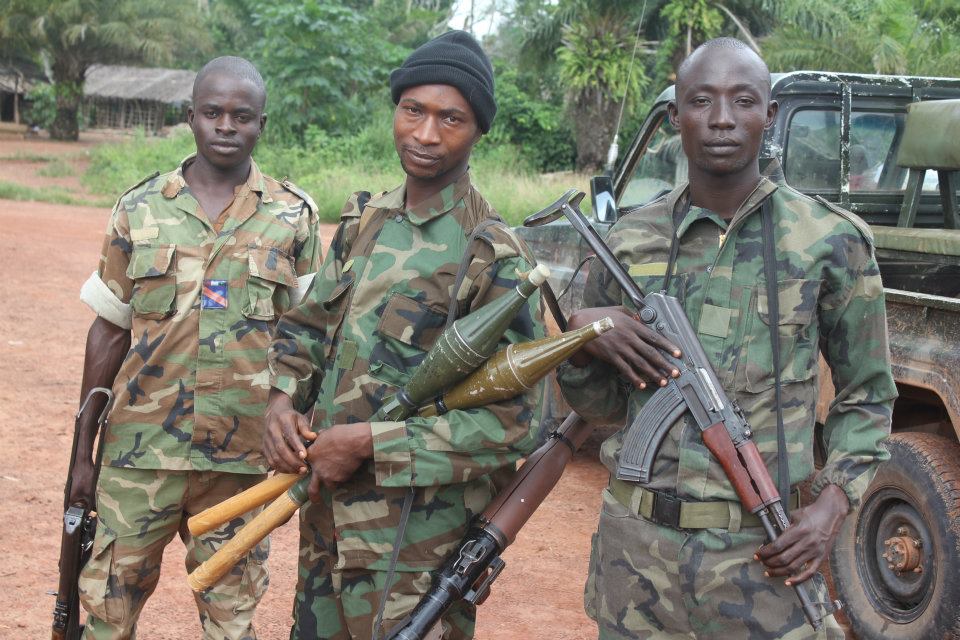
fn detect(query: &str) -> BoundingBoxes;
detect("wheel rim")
[856,486,935,623]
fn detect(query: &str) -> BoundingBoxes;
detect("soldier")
[558,38,897,639]
[69,56,321,639]
[263,30,544,640]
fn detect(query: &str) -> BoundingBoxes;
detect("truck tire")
[829,432,960,639]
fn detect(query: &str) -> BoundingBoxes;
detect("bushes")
[82,121,583,225]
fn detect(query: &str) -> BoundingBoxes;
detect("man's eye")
[405,106,421,115]
[236,115,251,123]
[444,116,460,125]
[692,97,709,105]
[205,110,219,118]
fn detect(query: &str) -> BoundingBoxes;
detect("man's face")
[668,48,776,179]
[187,72,266,171]
[393,84,481,182]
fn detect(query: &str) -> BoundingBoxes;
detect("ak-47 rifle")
[52,387,114,640]
[525,189,841,630]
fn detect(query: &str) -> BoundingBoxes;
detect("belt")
[608,478,801,533]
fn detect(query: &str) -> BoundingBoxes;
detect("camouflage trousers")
[586,489,845,639]
[290,496,475,640]
[78,467,269,640]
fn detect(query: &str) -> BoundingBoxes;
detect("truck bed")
[872,227,960,298]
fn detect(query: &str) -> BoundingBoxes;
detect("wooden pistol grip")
[187,472,301,537]
[701,424,763,512]
[187,491,301,592]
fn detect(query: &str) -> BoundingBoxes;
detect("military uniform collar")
[672,177,779,240]
[161,154,271,203]
[367,170,473,226]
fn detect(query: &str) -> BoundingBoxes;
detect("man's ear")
[765,100,779,129]
[259,113,267,135]
[667,101,680,128]
[186,106,195,127]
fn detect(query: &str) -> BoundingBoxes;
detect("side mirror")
[590,175,617,224]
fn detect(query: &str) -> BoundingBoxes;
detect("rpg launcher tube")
[385,413,591,640]
[419,317,613,417]
[379,264,550,420]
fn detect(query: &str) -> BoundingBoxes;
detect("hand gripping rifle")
[520,189,841,630]
[52,387,114,640]
[187,265,553,592]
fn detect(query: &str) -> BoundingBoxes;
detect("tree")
[2,0,208,140]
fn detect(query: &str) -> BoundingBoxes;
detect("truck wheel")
[829,433,960,639]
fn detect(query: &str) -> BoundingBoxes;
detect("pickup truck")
[516,72,960,640]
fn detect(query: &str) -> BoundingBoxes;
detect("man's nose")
[708,100,735,130]
[216,115,237,135]
[412,115,441,146]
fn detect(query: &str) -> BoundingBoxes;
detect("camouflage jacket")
[268,171,544,571]
[558,179,897,508]
[93,157,321,475]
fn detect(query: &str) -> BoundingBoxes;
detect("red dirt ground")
[0,136,608,639]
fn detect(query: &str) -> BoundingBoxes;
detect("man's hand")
[304,423,373,502]
[263,390,315,474]
[755,484,849,585]
[567,306,681,389]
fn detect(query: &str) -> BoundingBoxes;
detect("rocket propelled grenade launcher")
[187,265,551,593]
[522,189,840,630]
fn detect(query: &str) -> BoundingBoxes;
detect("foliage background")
[3,0,959,219]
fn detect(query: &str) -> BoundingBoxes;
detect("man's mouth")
[705,139,739,148]
[211,140,241,152]
[403,146,440,165]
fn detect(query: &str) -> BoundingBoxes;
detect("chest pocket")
[127,244,176,320]
[739,278,821,392]
[243,246,297,320]
[376,293,447,354]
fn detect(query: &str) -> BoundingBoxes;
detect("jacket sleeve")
[369,248,546,488]
[813,229,897,509]
[268,195,361,412]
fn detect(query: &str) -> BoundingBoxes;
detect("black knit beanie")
[390,30,496,133]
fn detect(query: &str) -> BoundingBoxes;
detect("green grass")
[0,181,113,207]
[37,157,76,177]
[80,129,591,225]
[0,151,57,162]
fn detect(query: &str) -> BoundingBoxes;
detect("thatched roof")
[0,66,37,94]
[84,65,196,104]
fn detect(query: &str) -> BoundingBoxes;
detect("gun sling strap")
[661,193,791,518]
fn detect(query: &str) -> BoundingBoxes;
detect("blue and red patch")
[201,280,228,309]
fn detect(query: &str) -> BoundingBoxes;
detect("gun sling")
[608,478,800,533]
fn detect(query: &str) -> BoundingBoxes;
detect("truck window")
[784,109,840,191]
[620,114,687,208]
[786,108,950,194]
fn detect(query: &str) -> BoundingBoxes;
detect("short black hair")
[676,37,771,97]
[193,56,266,109]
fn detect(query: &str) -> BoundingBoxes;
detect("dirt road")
[0,191,607,638]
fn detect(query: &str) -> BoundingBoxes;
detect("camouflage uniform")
[268,171,544,640]
[558,179,897,639]
[78,157,322,640]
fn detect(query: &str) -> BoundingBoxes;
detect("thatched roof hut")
[83,64,197,131]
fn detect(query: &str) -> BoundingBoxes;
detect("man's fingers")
[786,558,822,586]
[296,414,316,441]
[635,322,682,359]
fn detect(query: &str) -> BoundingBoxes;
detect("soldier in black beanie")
[390,30,497,133]
[272,27,544,640]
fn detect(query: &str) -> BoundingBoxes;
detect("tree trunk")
[49,55,85,141]
[571,89,619,173]
[49,81,82,141]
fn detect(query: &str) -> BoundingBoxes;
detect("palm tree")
[763,0,960,77]
[3,0,208,140]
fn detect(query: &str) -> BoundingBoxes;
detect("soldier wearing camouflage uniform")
[558,39,896,639]
[263,31,543,640]
[69,57,321,639]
